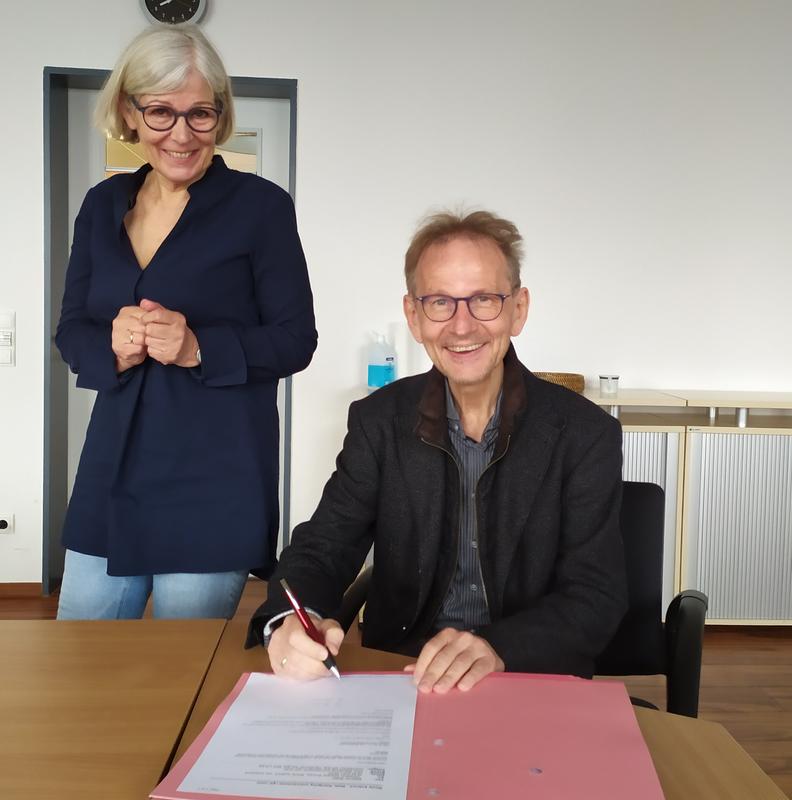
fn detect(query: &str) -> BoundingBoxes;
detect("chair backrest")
[595,481,667,676]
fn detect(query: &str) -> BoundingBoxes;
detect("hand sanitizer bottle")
[367,333,396,393]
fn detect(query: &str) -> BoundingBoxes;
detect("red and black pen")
[280,579,341,680]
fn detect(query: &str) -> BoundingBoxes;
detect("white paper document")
[163,673,418,800]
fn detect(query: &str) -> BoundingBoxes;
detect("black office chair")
[338,481,708,718]
[596,481,707,717]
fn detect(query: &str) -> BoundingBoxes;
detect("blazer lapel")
[396,410,450,614]
[484,379,563,613]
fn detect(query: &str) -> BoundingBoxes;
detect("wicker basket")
[534,371,585,394]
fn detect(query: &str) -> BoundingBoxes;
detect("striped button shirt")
[434,383,503,632]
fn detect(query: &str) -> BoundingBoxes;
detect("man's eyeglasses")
[414,293,512,322]
[129,97,223,133]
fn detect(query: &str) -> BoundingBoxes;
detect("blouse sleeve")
[55,189,128,392]
[191,188,318,387]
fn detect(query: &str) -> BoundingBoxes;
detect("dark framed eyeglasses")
[129,97,223,133]
[414,293,512,322]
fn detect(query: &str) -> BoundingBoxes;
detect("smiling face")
[121,68,218,191]
[404,235,529,398]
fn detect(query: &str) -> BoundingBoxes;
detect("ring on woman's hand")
[128,330,134,344]
[280,657,288,668]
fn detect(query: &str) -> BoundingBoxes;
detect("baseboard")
[0,582,45,598]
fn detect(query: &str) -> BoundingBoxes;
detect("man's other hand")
[405,628,504,693]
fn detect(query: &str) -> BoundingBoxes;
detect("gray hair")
[94,25,235,145]
[404,209,524,294]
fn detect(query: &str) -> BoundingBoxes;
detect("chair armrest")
[665,589,708,717]
[336,566,373,633]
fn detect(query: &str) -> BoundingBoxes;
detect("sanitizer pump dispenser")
[367,333,396,393]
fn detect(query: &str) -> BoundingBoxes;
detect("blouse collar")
[111,154,230,229]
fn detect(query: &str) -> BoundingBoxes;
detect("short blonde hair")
[404,209,524,294]
[94,24,235,145]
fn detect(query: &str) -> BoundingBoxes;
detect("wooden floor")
[4,581,790,798]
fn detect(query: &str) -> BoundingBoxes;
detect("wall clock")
[140,0,207,25]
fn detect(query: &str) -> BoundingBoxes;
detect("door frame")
[43,67,299,594]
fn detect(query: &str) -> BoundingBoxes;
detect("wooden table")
[174,614,788,800]
[0,619,225,800]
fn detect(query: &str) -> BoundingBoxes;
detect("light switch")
[0,309,15,367]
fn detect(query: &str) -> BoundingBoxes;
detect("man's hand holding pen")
[268,614,344,680]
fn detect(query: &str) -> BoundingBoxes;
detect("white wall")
[2,1,792,582]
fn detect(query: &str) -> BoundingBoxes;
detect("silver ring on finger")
[280,657,288,668]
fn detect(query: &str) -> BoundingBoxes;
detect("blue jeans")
[56,549,249,620]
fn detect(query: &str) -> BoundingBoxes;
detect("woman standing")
[56,25,316,619]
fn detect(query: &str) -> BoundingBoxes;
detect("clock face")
[142,0,207,25]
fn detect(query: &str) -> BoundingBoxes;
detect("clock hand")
[158,0,174,5]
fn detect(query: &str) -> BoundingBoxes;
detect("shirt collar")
[112,154,229,229]
[444,380,503,443]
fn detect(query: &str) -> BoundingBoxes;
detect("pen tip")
[331,666,341,680]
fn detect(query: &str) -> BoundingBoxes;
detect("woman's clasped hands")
[112,298,199,373]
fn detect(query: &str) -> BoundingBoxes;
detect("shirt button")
[470,584,478,592]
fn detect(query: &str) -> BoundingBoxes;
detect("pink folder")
[152,671,664,800]
[407,672,664,799]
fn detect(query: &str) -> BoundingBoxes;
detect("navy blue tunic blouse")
[56,156,317,577]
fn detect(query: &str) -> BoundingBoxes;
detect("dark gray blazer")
[249,345,628,677]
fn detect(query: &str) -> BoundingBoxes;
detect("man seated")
[247,209,627,693]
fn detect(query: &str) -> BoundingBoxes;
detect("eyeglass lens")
[419,294,506,322]
[142,105,220,133]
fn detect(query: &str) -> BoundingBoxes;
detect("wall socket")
[0,513,14,533]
